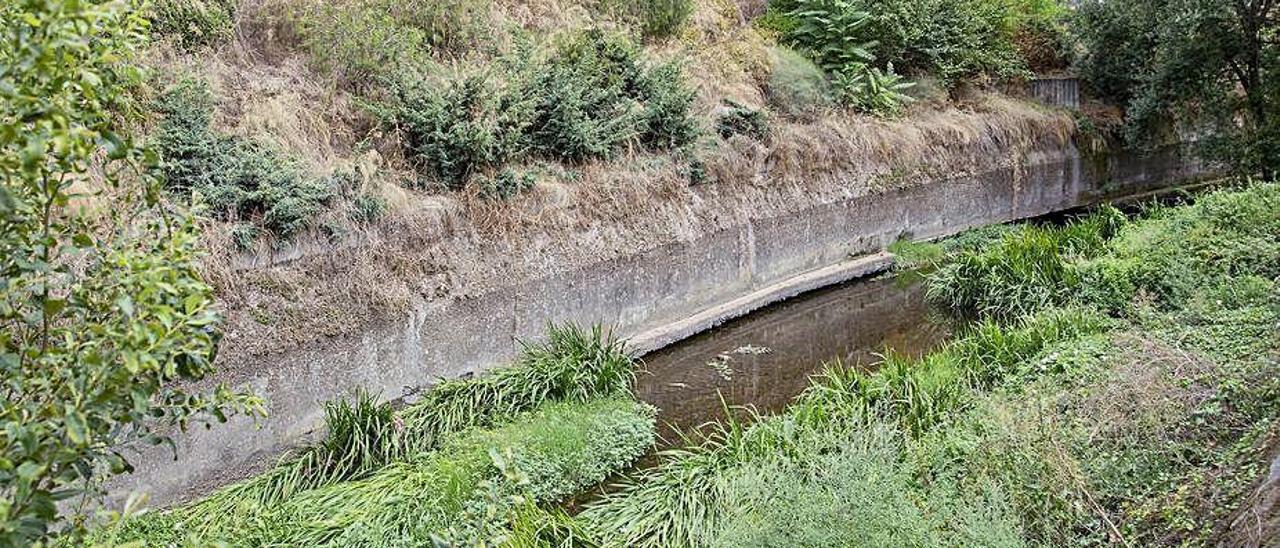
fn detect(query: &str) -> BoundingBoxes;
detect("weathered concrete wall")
[1029,77,1081,109]
[115,142,1211,506]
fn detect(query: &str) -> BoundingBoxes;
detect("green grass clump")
[254,398,654,546]
[105,324,635,543]
[923,206,1124,321]
[582,305,1105,547]
[154,78,334,240]
[599,0,696,40]
[763,47,834,119]
[105,398,655,546]
[291,0,491,87]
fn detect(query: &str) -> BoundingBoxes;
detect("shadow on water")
[634,274,951,449]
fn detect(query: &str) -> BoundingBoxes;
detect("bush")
[600,0,696,40]
[377,72,532,189]
[764,46,834,117]
[716,99,769,140]
[155,78,334,239]
[149,0,236,48]
[293,0,491,86]
[377,31,697,189]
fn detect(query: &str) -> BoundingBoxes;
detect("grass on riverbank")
[579,182,1280,546]
[103,398,654,546]
[99,324,643,544]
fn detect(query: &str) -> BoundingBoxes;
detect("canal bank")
[117,140,1213,507]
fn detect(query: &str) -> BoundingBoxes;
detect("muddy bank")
[114,139,1212,507]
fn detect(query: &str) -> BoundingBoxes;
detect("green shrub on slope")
[154,78,333,240]
[376,31,697,189]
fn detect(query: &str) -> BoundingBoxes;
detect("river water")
[634,275,951,446]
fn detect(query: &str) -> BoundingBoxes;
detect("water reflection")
[635,276,950,446]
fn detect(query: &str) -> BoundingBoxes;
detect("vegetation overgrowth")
[577,183,1280,546]
[100,324,637,543]
[1074,0,1280,176]
[10,0,1280,543]
[104,398,655,545]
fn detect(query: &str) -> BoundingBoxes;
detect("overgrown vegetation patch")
[155,78,334,242]
[578,183,1280,546]
[102,325,642,544]
[375,30,698,191]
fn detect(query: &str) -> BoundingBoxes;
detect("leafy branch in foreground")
[0,0,258,543]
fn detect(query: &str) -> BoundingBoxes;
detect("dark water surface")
[634,275,950,447]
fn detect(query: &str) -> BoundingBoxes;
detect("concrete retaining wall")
[117,141,1211,506]
[1030,77,1081,109]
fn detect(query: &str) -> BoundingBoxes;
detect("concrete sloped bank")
[115,142,1211,507]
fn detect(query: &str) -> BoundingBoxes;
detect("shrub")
[640,0,696,40]
[293,0,429,87]
[292,0,491,86]
[634,59,700,149]
[600,0,696,40]
[154,79,334,239]
[716,99,769,139]
[524,32,653,161]
[377,31,697,189]
[764,46,834,117]
[832,63,914,114]
[778,0,914,114]
[784,0,876,77]
[376,72,532,189]
[149,0,236,48]
[0,2,258,542]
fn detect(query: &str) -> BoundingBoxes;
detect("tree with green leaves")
[0,0,258,543]
[1075,0,1280,175]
